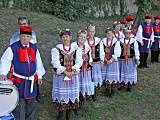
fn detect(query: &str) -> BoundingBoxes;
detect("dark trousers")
[13,98,36,120]
[140,52,149,67]
[151,50,159,62]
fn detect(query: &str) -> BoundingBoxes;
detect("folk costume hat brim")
[20,26,32,35]
[145,14,152,19]
[126,15,134,21]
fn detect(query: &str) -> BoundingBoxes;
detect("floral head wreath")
[113,21,121,28]
[123,27,131,33]
[58,28,72,37]
[105,27,114,33]
[86,24,96,30]
[77,29,87,36]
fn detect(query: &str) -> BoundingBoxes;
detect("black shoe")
[36,96,44,104]
[127,87,131,92]
[144,66,149,68]
[58,111,63,120]
[73,109,79,116]
[66,109,71,120]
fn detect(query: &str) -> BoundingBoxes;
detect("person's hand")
[0,75,7,81]
[64,71,74,78]
[38,79,42,85]
[106,60,112,65]
[136,60,140,66]
[141,42,144,46]
[100,61,104,70]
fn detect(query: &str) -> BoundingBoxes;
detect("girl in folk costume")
[51,29,83,120]
[71,29,93,110]
[150,16,160,63]
[119,27,140,92]
[86,24,103,101]
[113,21,125,41]
[136,14,154,69]
[101,27,121,97]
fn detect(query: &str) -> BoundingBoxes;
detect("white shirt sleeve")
[100,40,105,62]
[150,28,154,42]
[72,48,83,73]
[136,25,143,43]
[51,48,66,74]
[31,31,37,44]
[113,41,121,60]
[10,31,19,45]
[0,47,13,75]
[35,49,45,79]
[134,40,140,60]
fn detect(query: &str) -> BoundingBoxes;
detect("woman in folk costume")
[101,27,121,97]
[150,16,160,63]
[71,29,92,110]
[51,29,83,120]
[86,24,103,101]
[119,27,140,92]
[113,21,125,41]
[136,14,154,69]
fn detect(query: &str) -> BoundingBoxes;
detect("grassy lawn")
[0,9,160,120]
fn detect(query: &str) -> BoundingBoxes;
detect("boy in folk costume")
[113,21,125,41]
[136,14,154,69]
[118,19,126,32]
[101,27,121,97]
[126,15,135,36]
[119,27,140,92]
[150,16,160,63]
[0,26,45,120]
[86,24,103,101]
[51,29,83,120]
[71,29,93,110]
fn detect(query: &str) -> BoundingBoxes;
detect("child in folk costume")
[86,24,103,101]
[113,21,125,41]
[51,29,83,120]
[118,19,126,32]
[125,15,135,36]
[119,27,140,92]
[101,27,121,97]
[136,14,154,69]
[71,29,92,110]
[150,16,160,63]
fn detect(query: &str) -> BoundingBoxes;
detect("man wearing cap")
[136,14,154,69]
[10,17,43,103]
[0,26,45,120]
[126,15,135,36]
[150,16,160,63]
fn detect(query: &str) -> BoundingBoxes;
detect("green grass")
[0,8,160,120]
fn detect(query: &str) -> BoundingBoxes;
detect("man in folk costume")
[51,29,83,120]
[10,17,43,103]
[113,21,125,41]
[86,24,103,101]
[150,15,160,63]
[119,27,140,92]
[71,29,93,111]
[101,27,121,97]
[0,26,45,120]
[125,15,135,36]
[136,14,154,69]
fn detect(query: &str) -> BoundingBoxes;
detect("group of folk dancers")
[51,14,160,120]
